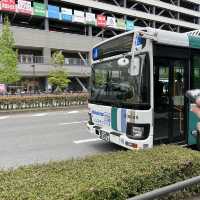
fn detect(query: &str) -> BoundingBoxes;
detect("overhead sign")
[97,15,106,28]
[61,8,72,21]
[107,16,116,28]
[1,0,16,12]
[116,18,125,30]
[73,10,85,23]
[85,12,96,26]
[48,5,60,19]
[92,48,99,60]
[33,2,45,17]
[17,0,32,15]
[126,20,134,31]
[135,35,144,49]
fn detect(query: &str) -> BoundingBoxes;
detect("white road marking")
[67,110,79,114]
[74,138,101,144]
[59,120,87,126]
[32,113,48,117]
[0,116,10,120]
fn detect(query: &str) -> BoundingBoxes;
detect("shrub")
[0,145,200,200]
[0,93,88,110]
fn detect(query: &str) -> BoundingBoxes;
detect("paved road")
[0,108,123,169]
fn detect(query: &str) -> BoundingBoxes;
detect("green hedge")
[0,93,88,110]
[0,145,200,200]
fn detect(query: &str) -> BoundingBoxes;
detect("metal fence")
[128,176,200,200]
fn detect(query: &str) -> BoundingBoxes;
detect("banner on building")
[126,20,134,31]
[97,15,106,28]
[33,2,45,17]
[107,16,116,28]
[61,8,72,21]
[85,12,96,26]
[73,10,85,23]
[17,0,32,15]
[1,0,16,12]
[48,5,60,19]
[116,18,125,30]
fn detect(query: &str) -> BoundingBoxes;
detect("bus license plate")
[100,130,110,142]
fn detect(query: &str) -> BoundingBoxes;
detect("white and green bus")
[87,28,200,150]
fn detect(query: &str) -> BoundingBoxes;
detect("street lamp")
[31,64,36,94]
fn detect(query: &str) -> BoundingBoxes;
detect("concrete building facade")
[0,0,200,92]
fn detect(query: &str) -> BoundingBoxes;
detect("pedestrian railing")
[18,55,89,66]
[128,176,200,200]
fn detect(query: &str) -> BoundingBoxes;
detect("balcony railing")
[18,55,89,66]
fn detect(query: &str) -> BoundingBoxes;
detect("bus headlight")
[126,123,150,140]
[131,127,144,138]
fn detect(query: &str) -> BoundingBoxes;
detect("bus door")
[188,53,200,146]
[154,58,186,143]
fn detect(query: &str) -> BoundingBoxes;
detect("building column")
[199,5,200,25]
[45,77,51,92]
[88,8,92,36]
[177,0,180,32]
[124,0,127,7]
[124,0,127,21]
[43,47,51,64]
[152,6,156,28]
[44,0,49,31]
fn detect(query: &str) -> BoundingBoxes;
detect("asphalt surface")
[0,108,123,169]
[1,109,200,200]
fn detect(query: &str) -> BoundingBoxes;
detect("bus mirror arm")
[129,55,140,76]
[129,50,148,76]
[130,56,136,76]
[130,34,137,76]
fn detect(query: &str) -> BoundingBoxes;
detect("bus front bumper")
[87,123,153,150]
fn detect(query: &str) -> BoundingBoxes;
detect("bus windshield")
[89,54,151,109]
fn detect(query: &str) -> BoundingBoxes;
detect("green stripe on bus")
[111,107,117,130]
[188,36,200,49]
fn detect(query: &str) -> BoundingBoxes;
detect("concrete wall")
[18,63,91,77]
[0,25,102,77]
[0,25,102,52]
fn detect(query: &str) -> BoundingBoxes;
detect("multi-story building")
[0,0,200,92]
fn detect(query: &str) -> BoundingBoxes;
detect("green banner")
[116,18,125,30]
[33,2,46,17]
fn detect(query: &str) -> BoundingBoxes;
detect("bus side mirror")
[117,57,130,67]
[129,56,140,76]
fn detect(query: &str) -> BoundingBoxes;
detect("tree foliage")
[48,51,70,92]
[51,50,65,67]
[95,71,107,86]
[0,17,21,84]
[48,69,71,92]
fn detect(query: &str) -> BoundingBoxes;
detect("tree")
[48,51,71,92]
[51,50,65,67]
[0,17,21,84]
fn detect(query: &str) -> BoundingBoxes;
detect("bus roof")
[93,27,200,50]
